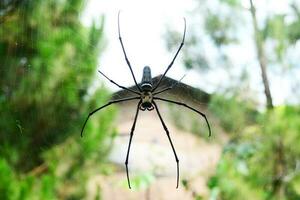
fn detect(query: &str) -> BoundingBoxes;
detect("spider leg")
[152,18,186,92]
[81,96,139,137]
[152,101,180,188]
[153,74,186,96]
[154,97,211,137]
[118,11,142,92]
[98,70,140,95]
[125,100,142,189]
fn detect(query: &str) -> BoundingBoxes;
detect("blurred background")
[0,0,300,199]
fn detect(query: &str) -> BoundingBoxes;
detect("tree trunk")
[249,1,286,199]
[249,0,274,109]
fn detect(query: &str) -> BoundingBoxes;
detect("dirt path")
[87,106,226,200]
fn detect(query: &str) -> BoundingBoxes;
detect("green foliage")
[164,28,210,71]
[209,106,300,200]
[122,172,155,191]
[288,3,300,43]
[168,102,210,138]
[0,157,57,200]
[0,0,115,199]
[220,0,241,7]
[288,19,300,43]
[0,159,17,200]
[0,0,105,169]
[165,1,300,199]
[205,12,238,46]
[264,15,287,61]
[208,94,257,134]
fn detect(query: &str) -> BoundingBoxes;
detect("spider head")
[140,91,153,110]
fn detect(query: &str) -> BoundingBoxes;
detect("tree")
[166,0,300,199]
[0,1,115,199]
[0,0,23,23]
[249,0,273,109]
[166,0,300,107]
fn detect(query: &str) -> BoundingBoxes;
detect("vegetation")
[0,1,116,199]
[208,106,300,200]
[166,0,300,199]
[1,0,300,199]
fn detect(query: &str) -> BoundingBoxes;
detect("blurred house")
[112,75,210,107]
[89,76,225,200]
[112,75,212,136]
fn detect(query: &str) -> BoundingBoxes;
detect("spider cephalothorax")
[81,11,211,189]
[141,91,153,111]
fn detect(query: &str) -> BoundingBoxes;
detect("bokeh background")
[1,0,300,199]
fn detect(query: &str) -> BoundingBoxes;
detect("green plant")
[0,1,115,199]
[208,106,300,200]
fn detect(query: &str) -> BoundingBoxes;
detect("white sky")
[81,0,297,106]
[81,0,195,87]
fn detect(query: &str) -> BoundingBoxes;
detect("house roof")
[112,75,210,104]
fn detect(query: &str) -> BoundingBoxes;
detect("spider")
[81,12,211,189]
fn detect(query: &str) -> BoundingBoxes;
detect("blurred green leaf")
[0,1,114,199]
[121,172,155,191]
[220,0,241,7]
[205,12,237,46]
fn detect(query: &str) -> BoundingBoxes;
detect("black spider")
[81,12,211,189]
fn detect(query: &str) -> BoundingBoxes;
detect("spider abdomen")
[141,66,153,91]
